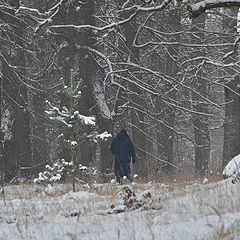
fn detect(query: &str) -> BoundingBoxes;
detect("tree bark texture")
[158,9,180,175]
[191,14,210,176]
[0,1,32,181]
[222,8,240,169]
[123,14,147,177]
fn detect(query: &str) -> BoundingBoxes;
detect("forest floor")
[0,177,240,240]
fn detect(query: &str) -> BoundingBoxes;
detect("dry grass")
[1,175,240,240]
[210,219,240,239]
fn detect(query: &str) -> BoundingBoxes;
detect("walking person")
[110,129,136,183]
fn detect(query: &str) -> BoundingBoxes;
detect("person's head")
[120,129,127,134]
[118,129,127,137]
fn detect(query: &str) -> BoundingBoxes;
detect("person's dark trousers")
[114,160,131,183]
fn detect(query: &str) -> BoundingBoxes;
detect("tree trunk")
[123,15,147,177]
[1,54,31,181]
[222,8,240,169]
[223,77,240,167]
[191,14,210,176]
[0,62,4,181]
[1,1,31,181]
[158,9,180,176]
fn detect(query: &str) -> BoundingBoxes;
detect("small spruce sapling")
[33,159,91,184]
[44,70,111,191]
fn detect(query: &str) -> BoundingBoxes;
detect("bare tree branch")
[187,0,240,18]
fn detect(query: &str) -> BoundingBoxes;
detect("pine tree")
[45,70,111,191]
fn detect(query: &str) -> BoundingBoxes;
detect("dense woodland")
[1,0,240,183]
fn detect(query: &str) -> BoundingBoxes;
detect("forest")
[1,0,240,184]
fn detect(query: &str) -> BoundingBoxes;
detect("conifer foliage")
[33,159,96,185]
[44,70,111,191]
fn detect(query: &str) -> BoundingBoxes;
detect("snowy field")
[0,179,240,240]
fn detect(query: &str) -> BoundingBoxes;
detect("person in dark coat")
[110,129,136,183]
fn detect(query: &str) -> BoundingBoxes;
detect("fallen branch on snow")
[107,185,162,214]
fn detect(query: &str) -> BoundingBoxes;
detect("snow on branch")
[222,36,240,60]
[73,111,96,126]
[16,6,48,17]
[0,54,20,72]
[76,45,114,85]
[50,11,137,33]
[95,132,112,141]
[16,0,174,36]
[119,0,174,14]
[16,0,67,17]
[187,0,240,18]
[0,5,28,27]
[17,0,67,35]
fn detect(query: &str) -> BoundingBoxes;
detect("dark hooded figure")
[110,129,136,183]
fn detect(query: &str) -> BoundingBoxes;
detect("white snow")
[44,184,56,195]
[222,154,240,178]
[70,140,77,146]
[95,131,112,141]
[79,166,87,171]
[94,81,112,119]
[73,111,96,125]
[0,180,240,239]
[110,179,116,184]
[62,190,100,201]
[1,109,13,142]
[49,174,61,182]
[49,115,73,128]
[203,177,208,184]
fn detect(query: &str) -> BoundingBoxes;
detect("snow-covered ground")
[0,179,240,240]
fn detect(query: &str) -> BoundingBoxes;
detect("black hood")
[117,129,128,139]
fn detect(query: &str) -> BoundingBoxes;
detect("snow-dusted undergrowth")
[223,154,240,184]
[0,179,240,240]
